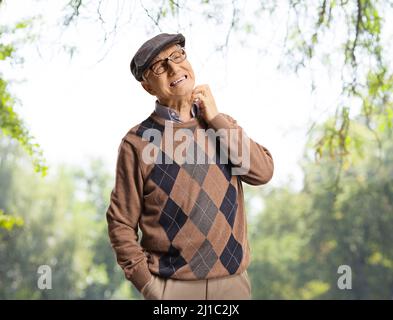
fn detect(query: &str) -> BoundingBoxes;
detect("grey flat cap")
[130,33,186,81]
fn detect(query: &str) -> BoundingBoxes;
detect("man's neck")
[158,98,193,122]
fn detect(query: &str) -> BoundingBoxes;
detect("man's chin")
[170,88,193,98]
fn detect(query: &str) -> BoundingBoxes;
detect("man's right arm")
[106,139,152,292]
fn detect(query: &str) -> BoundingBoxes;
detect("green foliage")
[0,141,137,299]
[248,118,393,299]
[0,21,48,176]
[0,209,23,231]
[0,44,13,60]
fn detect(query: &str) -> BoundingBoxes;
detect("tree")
[247,114,393,299]
[1,2,48,230]
[0,141,136,299]
[0,11,47,176]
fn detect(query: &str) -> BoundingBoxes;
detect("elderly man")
[106,33,274,300]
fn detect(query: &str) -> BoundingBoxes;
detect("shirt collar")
[155,100,199,123]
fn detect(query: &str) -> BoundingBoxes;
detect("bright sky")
[1,0,351,191]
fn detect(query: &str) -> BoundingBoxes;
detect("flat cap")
[130,33,186,81]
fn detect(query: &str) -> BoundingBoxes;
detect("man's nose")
[167,59,180,75]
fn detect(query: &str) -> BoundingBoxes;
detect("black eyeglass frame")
[144,47,187,78]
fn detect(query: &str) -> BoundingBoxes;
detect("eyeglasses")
[147,47,187,76]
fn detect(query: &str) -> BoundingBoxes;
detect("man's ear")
[141,80,156,96]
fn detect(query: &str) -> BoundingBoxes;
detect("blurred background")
[1,0,393,299]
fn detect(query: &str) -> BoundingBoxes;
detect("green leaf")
[0,209,24,231]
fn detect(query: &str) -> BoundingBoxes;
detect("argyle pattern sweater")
[106,111,274,292]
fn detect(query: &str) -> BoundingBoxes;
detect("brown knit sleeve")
[208,113,274,186]
[106,139,152,291]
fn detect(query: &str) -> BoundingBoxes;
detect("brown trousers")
[141,270,252,300]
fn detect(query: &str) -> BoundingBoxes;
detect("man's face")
[141,44,195,103]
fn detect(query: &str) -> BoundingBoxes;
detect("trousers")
[141,270,251,300]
